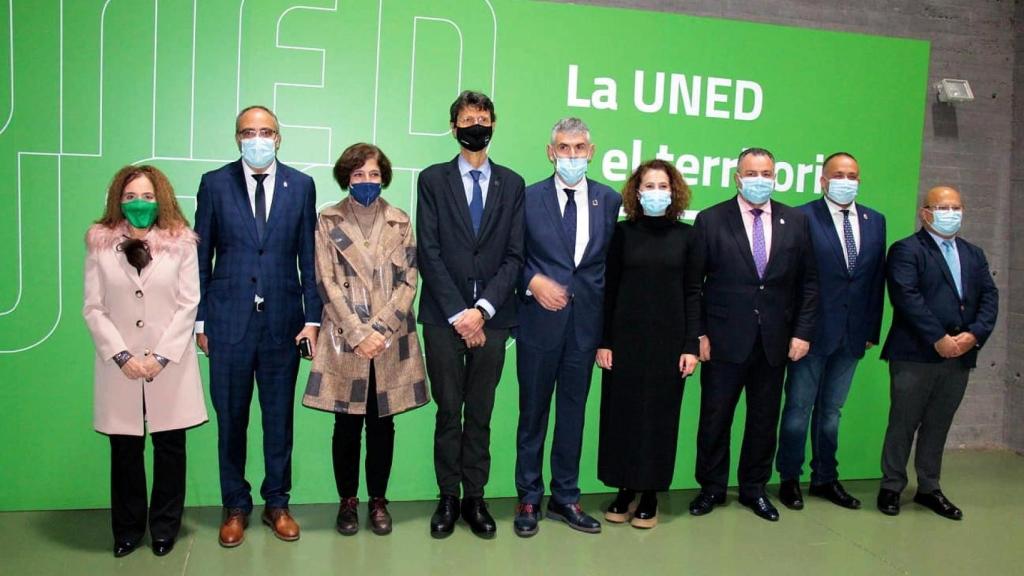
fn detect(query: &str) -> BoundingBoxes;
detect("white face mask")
[241,137,276,169]
[826,179,859,205]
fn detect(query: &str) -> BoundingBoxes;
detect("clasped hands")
[934,332,977,359]
[119,356,165,381]
[453,308,487,349]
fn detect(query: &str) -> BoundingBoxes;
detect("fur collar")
[85,222,198,254]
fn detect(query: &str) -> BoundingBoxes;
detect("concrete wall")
[560,0,1017,449]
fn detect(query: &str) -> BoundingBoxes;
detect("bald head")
[923,186,961,209]
[920,185,964,238]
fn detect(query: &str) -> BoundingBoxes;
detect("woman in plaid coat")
[302,143,428,536]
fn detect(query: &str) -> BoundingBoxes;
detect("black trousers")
[332,363,395,499]
[423,324,509,499]
[109,429,186,543]
[695,339,786,500]
[880,359,969,494]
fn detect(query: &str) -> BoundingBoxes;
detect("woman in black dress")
[596,159,702,528]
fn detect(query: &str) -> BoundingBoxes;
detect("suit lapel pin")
[592,199,599,206]
[779,218,785,225]
[863,212,868,220]
[283,180,288,188]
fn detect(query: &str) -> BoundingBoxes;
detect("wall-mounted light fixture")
[935,79,974,103]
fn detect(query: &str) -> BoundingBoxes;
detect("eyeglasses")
[455,116,492,128]
[237,128,278,139]
[926,205,963,213]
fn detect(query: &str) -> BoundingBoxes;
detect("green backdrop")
[0,0,928,511]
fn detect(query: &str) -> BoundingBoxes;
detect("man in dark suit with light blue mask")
[776,152,886,512]
[877,185,998,520]
[194,105,322,547]
[512,118,621,537]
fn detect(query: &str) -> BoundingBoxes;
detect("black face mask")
[456,124,492,152]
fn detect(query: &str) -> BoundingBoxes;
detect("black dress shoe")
[739,494,780,522]
[630,491,658,529]
[336,496,359,535]
[877,488,900,516]
[461,498,497,539]
[546,501,601,534]
[913,490,962,520]
[810,480,861,509]
[151,538,174,557]
[113,539,141,558]
[779,479,804,510]
[688,491,726,516]
[604,489,637,523]
[513,502,540,537]
[430,495,460,538]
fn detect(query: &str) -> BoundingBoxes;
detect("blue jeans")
[776,350,859,485]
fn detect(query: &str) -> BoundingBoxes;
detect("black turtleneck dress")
[597,215,703,491]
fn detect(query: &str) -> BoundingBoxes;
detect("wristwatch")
[474,305,492,321]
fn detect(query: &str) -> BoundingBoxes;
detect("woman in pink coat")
[83,165,207,558]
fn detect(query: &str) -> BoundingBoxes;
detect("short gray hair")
[550,117,590,144]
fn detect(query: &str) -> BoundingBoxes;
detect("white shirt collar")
[824,194,857,215]
[242,158,277,180]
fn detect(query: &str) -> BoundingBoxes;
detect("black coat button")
[251,277,257,283]
[259,249,264,255]
[343,282,350,288]
[135,290,143,298]
[136,320,144,328]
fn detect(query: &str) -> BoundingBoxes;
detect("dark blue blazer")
[881,228,998,369]
[194,160,322,345]
[799,199,886,359]
[517,177,622,351]
[695,197,818,367]
[416,156,525,329]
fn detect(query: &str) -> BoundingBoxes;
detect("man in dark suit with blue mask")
[776,153,886,511]
[877,185,998,520]
[511,118,621,537]
[194,105,322,547]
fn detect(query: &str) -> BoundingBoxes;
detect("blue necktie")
[842,209,857,274]
[469,170,484,235]
[942,239,962,298]
[562,188,577,259]
[751,208,767,279]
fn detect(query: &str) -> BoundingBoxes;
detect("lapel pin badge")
[779,218,785,225]
[283,180,288,188]
[863,213,868,220]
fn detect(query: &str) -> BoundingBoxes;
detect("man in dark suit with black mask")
[416,90,525,539]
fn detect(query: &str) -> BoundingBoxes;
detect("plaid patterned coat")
[302,198,429,417]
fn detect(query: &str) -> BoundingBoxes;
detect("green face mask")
[122,199,159,229]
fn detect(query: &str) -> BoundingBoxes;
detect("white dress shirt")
[448,155,495,324]
[554,174,590,266]
[824,195,860,269]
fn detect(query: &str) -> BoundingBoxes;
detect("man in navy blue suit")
[877,185,998,520]
[194,105,322,546]
[776,152,886,511]
[512,118,621,537]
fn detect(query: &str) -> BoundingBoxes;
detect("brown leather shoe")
[262,507,300,541]
[368,497,392,535]
[336,497,359,536]
[219,508,248,548]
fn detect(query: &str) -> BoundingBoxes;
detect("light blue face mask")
[241,137,276,169]
[929,209,962,236]
[739,176,774,205]
[555,157,588,186]
[827,178,859,205]
[639,188,672,216]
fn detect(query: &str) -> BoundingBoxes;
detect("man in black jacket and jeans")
[416,91,525,539]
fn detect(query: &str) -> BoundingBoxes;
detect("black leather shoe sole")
[466,524,497,539]
[688,494,725,516]
[513,522,539,538]
[780,496,804,511]
[113,540,141,558]
[913,495,962,520]
[739,499,780,522]
[430,525,455,539]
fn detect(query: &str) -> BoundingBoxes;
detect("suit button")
[259,249,264,255]
[250,277,257,283]
[754,309,760,315]
[135,290,143,298]
[759,285,765,290]
[343,282,350,288]
[136,320,144,328]
[144,349,151,356]
[474,250,479,256]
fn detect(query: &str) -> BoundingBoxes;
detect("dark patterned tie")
[841,209,858,274]
[563,188,577,258]
[751,208,766,278]
[469,170,483,235]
